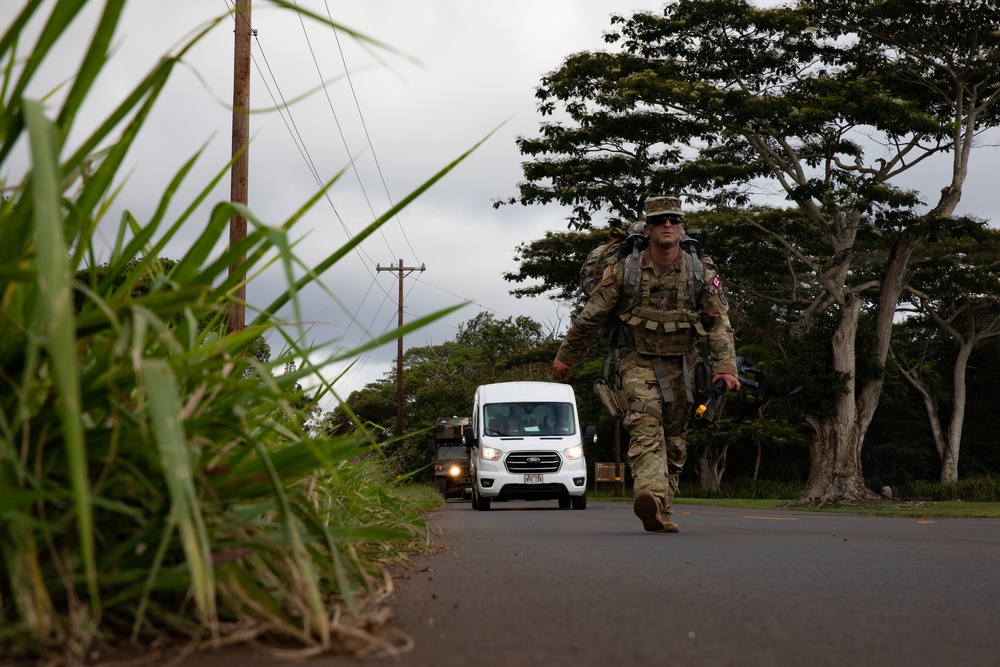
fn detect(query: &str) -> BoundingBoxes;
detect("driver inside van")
[488,415,508,435]
[541,414,559,433]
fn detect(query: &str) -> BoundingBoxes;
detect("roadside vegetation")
[590,480,1000,519]
[674,498,1000,520]
[4,1,998,663]
[0,1,459,663]
[335,1,1000,513]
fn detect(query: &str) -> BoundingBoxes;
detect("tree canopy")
[502,0,1000,503]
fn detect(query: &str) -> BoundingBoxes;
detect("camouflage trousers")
[618,351,695,518]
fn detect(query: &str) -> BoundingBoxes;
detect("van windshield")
[483,402,576,436]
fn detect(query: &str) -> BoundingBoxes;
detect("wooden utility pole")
[228,0,252,333]
[376,260,426,439]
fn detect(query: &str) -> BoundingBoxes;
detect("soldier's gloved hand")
[553,359,572,381]
[713,373,740,392]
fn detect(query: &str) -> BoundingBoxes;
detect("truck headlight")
[480,446,502,461]
[449,465,461,476]
[563,444,584,460]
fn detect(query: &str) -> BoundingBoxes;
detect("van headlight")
[563,445,584,460]
[480,446,502,461]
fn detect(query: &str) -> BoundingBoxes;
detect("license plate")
[524,474,543,484]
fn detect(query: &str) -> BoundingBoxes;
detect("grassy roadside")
[586,493,1000,519]
[0,3,476,659]
[673,497,1000,519]
[414,486,1000,519]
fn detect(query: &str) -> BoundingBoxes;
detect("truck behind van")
[464,381,595,511]
[433,416,472,500]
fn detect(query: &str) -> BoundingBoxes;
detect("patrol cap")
[644,196,684,218]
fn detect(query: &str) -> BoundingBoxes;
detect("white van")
[464,381,595,511]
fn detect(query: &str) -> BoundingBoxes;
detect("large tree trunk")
[799,296,880,504]
[941,343,973,484]
[696,433,730,491]
[900,365,951,482]
[797,230,918,505]
[800,414,875,503]
[894,319,981,485]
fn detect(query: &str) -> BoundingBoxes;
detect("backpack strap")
[680,235,704,307]
[601,244,644,383]
[621,244,643,304]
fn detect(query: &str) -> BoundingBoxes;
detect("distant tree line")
[326,309,1000,496]
[335,0,1000,503]
[494,0,1000,503]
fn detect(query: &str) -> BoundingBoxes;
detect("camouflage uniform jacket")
[556,247,739,377]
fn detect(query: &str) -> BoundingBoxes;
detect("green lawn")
[586,490,1000,518]
[676,497,1000,519]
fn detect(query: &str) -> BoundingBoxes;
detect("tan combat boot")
[633,490,678,532]
[633,490,681,532]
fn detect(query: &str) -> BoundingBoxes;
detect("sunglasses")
[647,214,683,227]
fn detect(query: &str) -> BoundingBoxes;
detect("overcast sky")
[10,1,1000,409]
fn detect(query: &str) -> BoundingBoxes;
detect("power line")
[228,1,395,380]
[292,0,407,261]
[225,3,527,404]
[325,4,420,263]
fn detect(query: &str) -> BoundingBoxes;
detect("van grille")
[505,451,561,474]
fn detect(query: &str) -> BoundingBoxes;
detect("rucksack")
[579,227,632,299]
[579,227,706,308]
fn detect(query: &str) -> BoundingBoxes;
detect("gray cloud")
[10,1,998,408]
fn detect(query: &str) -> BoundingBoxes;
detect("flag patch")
[602,265,613,281]
[712,274,722,289]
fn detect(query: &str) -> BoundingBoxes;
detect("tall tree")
[893,229,1000,484]
[504,0,1000,503]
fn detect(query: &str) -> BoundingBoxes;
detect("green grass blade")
[0,0,87,164]
[251,440,329,643]
[54,0,127,144]
[0,1,45,66]
[23,99,98,610]
[130,518,177,639]
[60,17,221,171]
[139,360,217,631]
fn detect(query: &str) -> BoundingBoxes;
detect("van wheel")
[477,493,491,511]
[558,496,571,509]
[470,487,479,510]
[571,493,587,510]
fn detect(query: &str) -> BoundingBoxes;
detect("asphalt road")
[198,500,1000,667]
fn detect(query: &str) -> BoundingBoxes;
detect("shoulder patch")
[602,264,613,282]
[712,274,722,290]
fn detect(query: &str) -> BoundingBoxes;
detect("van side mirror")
[462,424,477,448]
[585,425,597,444]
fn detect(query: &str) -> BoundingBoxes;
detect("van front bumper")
[475,459,587,500]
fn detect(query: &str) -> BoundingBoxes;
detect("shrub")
[0,2,468,661]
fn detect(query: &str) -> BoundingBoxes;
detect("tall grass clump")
[894,477,1000,502]
[0,1,465,662]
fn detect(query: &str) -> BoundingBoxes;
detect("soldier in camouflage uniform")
[553,196,739,533]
